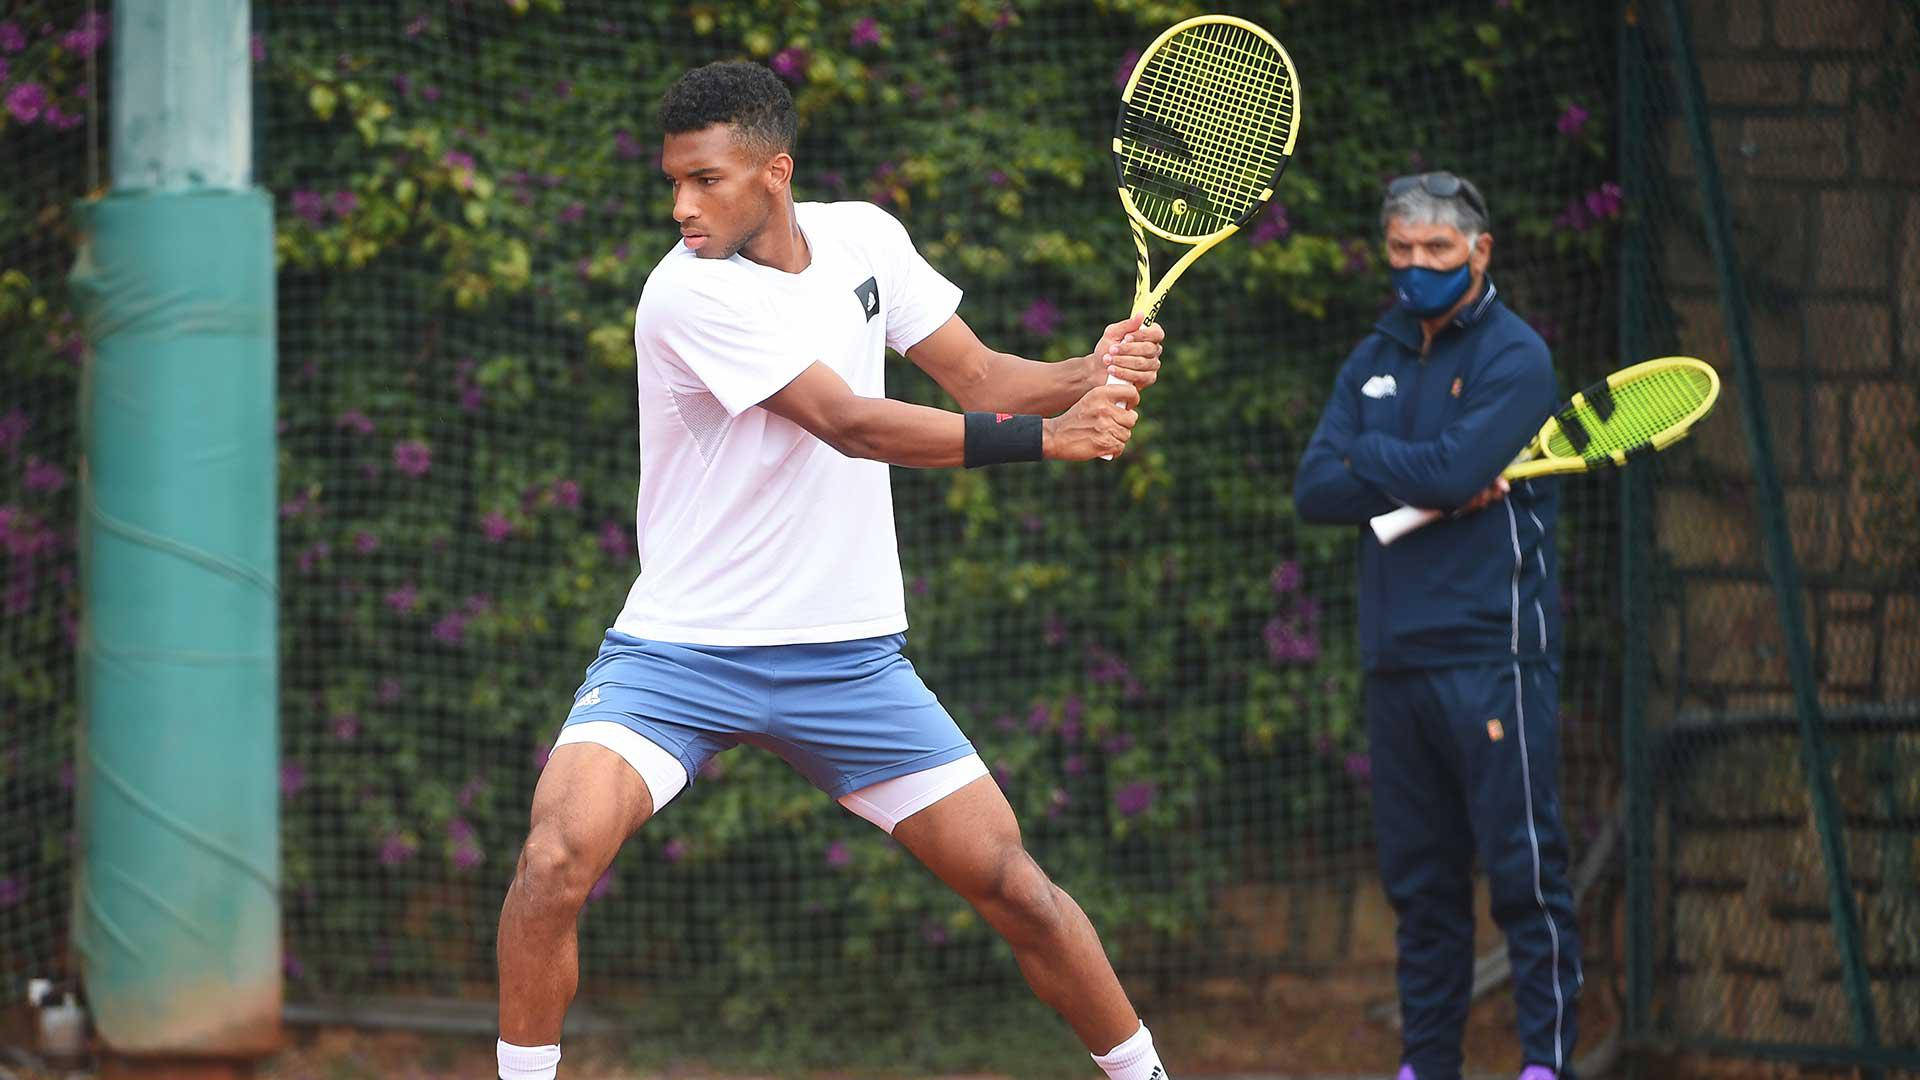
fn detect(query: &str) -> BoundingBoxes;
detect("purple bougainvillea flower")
[1248,202,1291,247]
[0,22,25,52]
[825,840,851,868]
[770,47,809,83]
[378,834,417,867]
[1114,780,1156,818]
[1271,560,1302,595]
[61,12,107,58]
[552,479,580,508]
[1345,752,1372,783]
[662,838,688,864]
[1263,615,1320,664]
[403,13,429,38]
[331,190,358,218]
[0,876,28,908]
[559,201,585,224]
[393,439,431,476]
[598,519,633,560]
[614,129,643,160]
[331,713,359,740]
[587,868,614,903]
[431,611,467,644]
[249,32,264,63]
[336,409,375,435]
[291,189,327,226]
[280,761,307,798]
[1113,48,1140,89]
[1019,298,1059,337]
[296,541,330,574]
[384,583,418,613]
[851,17,882,48]
[6,82,47,124]
[480,511,512,543]
[23,458,65,493]
[353,531,379,554]
[1556,103,1589,138]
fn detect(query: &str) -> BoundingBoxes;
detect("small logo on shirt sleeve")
[573,686,602,712]
[1451,376,1463,398]
[853,276,880,322]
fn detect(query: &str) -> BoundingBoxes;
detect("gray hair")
[1379,186,1489,242]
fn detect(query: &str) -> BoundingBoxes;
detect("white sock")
[1091,1021,1167,1080]
[497,1039,561,1080]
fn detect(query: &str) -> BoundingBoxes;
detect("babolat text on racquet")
[1369,355,1722,546]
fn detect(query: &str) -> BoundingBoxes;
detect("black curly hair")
[657,61,797,161]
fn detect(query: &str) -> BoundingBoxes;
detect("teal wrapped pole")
[68,0,280,1056]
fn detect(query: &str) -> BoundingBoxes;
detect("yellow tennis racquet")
[1099,14,1300,456]
[1112,14,1301,328]
[1370,356,1723,546]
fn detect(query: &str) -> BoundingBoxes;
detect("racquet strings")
[1118,21,1296,238]
[1546,363,1716,462]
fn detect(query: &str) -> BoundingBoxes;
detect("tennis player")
[495,62,1171,1080]
[1292,172,1581,1080]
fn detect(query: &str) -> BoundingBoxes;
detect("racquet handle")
[1370,504,1444,545]
[1100,369,1129,461]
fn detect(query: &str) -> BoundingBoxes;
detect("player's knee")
[980,848,1066,943]
[513,828,598,910]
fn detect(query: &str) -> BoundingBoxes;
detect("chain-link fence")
[20,0,1910,1075]
[1622,0,1920,1074]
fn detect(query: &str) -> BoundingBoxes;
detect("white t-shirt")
[612,201,963,646]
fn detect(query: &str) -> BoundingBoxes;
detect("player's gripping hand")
[1044,382,1141,460]
[1088,315,1164,392]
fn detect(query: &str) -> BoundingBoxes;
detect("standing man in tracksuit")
[1293,172,1581,1080]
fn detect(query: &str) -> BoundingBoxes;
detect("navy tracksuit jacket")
[1294,280,1582,1080]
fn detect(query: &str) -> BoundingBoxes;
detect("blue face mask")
[1391,262,1473,317]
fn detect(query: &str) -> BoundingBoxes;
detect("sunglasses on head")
[1387,172,1489,223]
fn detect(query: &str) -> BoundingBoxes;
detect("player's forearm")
[828,396,1078,469]
[952,350,1098,415]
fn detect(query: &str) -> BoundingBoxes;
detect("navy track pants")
[1366,660,1582,1080]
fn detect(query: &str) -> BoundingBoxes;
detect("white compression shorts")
[552,720,989,834]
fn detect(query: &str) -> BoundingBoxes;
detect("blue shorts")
[561,631,976,799]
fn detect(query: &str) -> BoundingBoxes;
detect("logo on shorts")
[854,276,880,322]
[995,412,1013,422]
[1487,717,1505,742]
[574,686,602,711]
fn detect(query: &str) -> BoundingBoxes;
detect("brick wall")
[1656,0,1920,714]
[1647,0,1920,1053]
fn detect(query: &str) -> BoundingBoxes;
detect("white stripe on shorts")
[553,721,690,811]
[838,753,990,834]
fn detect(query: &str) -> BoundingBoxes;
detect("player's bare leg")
[893,776,1163,1076]
[497,743,654,1045]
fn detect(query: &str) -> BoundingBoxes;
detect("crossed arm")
[1293,344,1552,525]
[760,313,1162,468]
